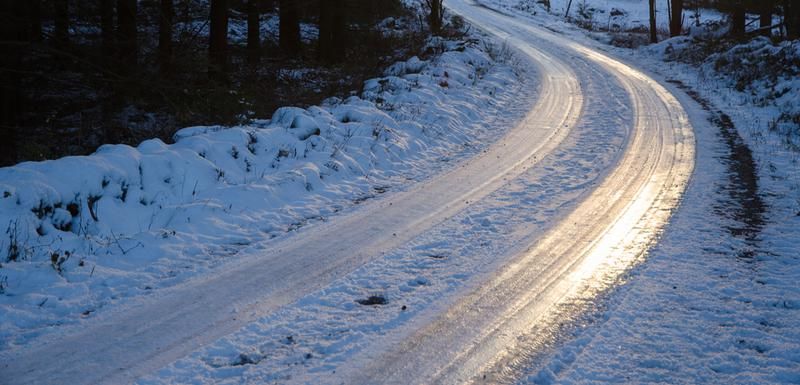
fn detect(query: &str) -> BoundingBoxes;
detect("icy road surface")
[1,1,694,384]
[337,1,695,383]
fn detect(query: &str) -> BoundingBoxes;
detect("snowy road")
[1,2,694,384]
[338,1,695,383]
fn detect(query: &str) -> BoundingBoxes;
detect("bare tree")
[279,0,300,56]
[759,2,773,37]
[649,0,657,43]
[425,0,444,34]
[209,0,229,79]
[730,0,745,39]
[669,0,683,37]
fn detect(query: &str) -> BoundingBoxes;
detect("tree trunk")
[209,0,229,79]
[669,0,682,37]
[319,0,346,64]
[279,0,301,56]
[248,0,261,63]
[429,0,443,34]
[101,0,114,57]
[54,0,69,48]
[649,0,658,43]
[730,0,745,39]
[181,0,192,24]
[0,0,27,166]
[759,3,772,37]
[117,0,138,69]
[159,0,174,75]
[784,0,798,39]
[29,0,42,41]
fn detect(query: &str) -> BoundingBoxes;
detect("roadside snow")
[470,1,800,383]
[0,35,527,350]
[480,0,724,34]
[138,31,634,384]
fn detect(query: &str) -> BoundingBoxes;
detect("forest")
[0,0,797,168]
[645,0,799,42]
[0,0,447,167]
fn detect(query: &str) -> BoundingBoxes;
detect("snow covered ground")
[6,0,693,381]
[3,1,797,384]
[501,0,724,34]
[471,1,800,383]
[0,33,529,351]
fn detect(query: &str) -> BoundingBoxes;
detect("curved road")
[339,1,695,383]
[0,1,694,384]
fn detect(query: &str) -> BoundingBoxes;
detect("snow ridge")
[0,36,527,350]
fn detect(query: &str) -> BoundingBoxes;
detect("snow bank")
[650,35,800,146]
[0,37,526,349]
[479,0,724,33]
[470,1,800,383]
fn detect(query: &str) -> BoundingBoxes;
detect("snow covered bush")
[652,35,800,148]
[0,34,528,347]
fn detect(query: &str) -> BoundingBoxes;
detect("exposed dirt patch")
[668,79,766,259]
[356,295,388,306]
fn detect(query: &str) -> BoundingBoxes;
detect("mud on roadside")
[667,79,766,260]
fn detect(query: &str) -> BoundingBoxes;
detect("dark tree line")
[0,0,446,167]
[716,0,798,39]
[649,0,799,43]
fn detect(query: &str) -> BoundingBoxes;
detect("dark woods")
[0,0,442,167]
[718,0,799,40]
[652,0,799,43]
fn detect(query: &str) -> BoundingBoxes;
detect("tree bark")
[649,0,658,43]
[279,0,301,56]
[159,0,174,75]
[428,0,443,34]
[0,0,27,166]
[209,0,229,79]
[248,0,261,63]
[784,0,798,39]
[319,0,346,64]
[117,0,138,69]
[669,0,682,37]
[101,0,114,57]
[759,2,772,37]
[730,1,745,39]
[29,0,42,41]
[54,0,69,48]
